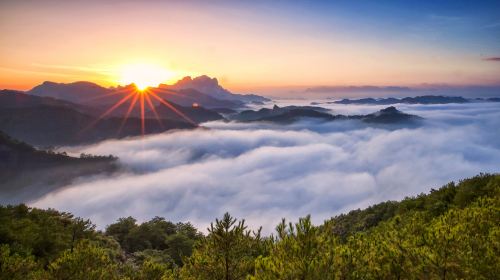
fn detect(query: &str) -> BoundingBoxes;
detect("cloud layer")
[32,102,500,233]
[483,57,500,61]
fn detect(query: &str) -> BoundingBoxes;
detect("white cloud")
[31,102,500,233]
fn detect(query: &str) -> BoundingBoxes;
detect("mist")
[31,102,500,233]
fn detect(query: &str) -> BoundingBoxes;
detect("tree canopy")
[1,173,498,279]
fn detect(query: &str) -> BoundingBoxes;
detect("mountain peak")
[164,75,234,101]
[379,106,399,114]
[175,75,220,88]
[28,80,110,104]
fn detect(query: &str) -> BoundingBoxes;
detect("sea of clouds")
[31,101,500,233]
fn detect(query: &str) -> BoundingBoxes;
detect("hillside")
[161,75,270,104]
[1,173,498,279]
[0,105,194,147]
[0,91,199,146]
[27,81,111,104]
[0,131,118,204]
[230,105,422,125]
[26,75,270,109]
[0,89,89,111]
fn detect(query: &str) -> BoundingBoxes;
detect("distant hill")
[0,89,103,116]
[232,105,331,122]
[161,75,270,104]
[333,95,469,105]
[300,84,500,99]
[0,89,88,110]
[0,91,196,147]
[151,87,241,109]
[27,81,111,104]
[230,105,422,125]
[0,130,118,204]
[26,75,270,109]
[150,102,223,123]
[360,106,422,123]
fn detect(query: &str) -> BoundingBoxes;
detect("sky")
[1,0,500,93]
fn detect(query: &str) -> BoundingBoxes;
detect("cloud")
[482,22,500,29]
[483,57,500,61]
[304,86,412,94]
[31,102,500,233]
[428,14,463,22]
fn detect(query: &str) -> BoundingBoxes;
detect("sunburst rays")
[81,85,197,138]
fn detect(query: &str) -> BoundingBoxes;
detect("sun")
[118,63,176,90]
[80,62,196,137]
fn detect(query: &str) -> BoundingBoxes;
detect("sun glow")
[119,63,176,90]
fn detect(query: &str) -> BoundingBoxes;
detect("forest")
[1,173,498,279]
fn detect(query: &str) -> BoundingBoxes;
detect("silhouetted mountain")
[211,108,238,114]
[360,106,422,123]
[231,105,422,125]
[306,85,412,94]
[333,97,400,105]
[27,81,111,104]
[0,91,195,147]
[0,89,98,115]
[160,75,270,104]
[0,130,118,204]
[301,85,500,99]
[25,76,266,110]
[151,87,241,109]
[150,102,224,123]
[231,105,330,122]
[334,95,469,105]
[257,109,336,123]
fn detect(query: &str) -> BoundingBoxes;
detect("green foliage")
[249,174,500,279]
[0,173,498,279]
[48,240,120,280]
[181,212,265,280]
[0,204,95,265]
[105,216,201,266]
[0,244,46,280]
[252,216,339,279]
[328,173,500,238]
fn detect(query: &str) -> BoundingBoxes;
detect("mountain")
[160,75,270,104]
[231,105,332,122]
[334,95,469,105]
[27,81,111,104]
[0,89,87,109]
[0,88,102,116]
[360,106,422,123]
[0,91,195,147]
[300,85,500,99]
[26,76,268,109]
[0,130,118,204]
[5,89,226,120]
[151,87,241,109]
[149,102,224,123]
[306,85,412,94]
[256,108,336,123]
[333,97,400,105]
[230,105,422,125]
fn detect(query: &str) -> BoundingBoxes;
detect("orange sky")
[1,0,499,93]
